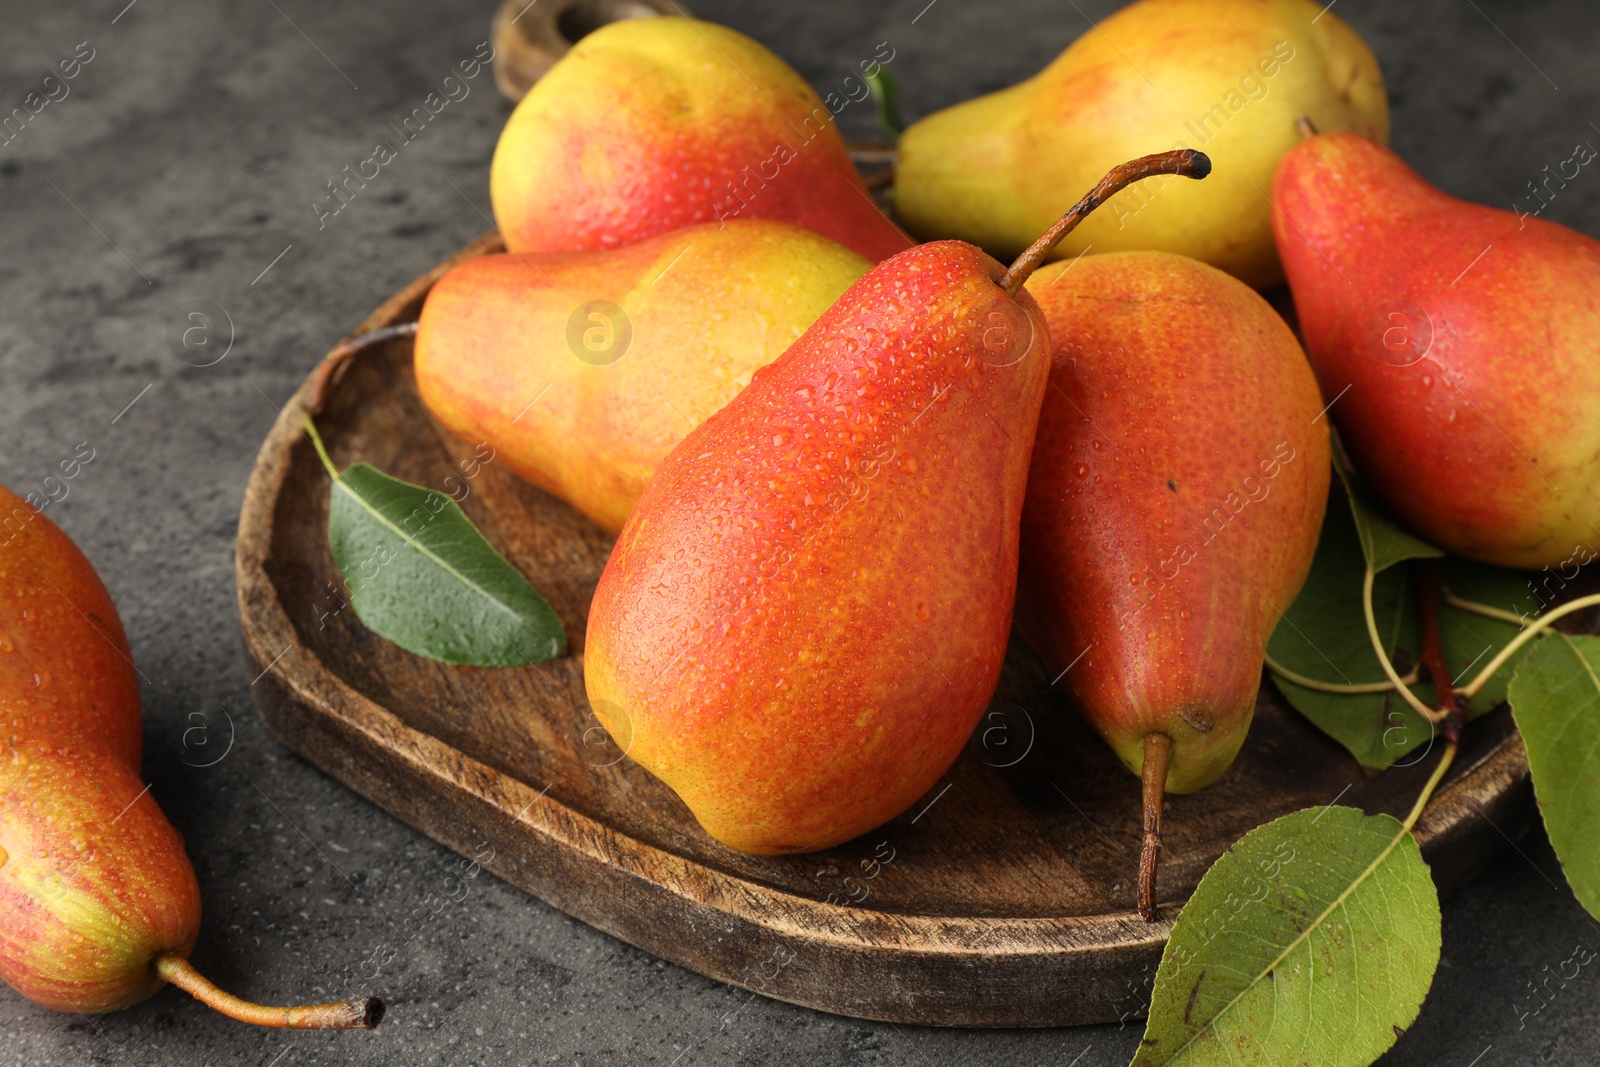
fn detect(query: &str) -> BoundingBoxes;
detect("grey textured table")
[2,1,1596,1063]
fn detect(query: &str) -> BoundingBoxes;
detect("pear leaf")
[1266,481,1534,767]
[1132,805,1441,1067]
[1267,484,1436,769]
[864,68,904,137]
[1433,558,1542,713]
[1332,446,1444,575]
[312,426,566,666]
[1507,634,1600,920]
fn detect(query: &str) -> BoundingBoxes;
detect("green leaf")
[1434,559,1541,713]
[1266,476,1534,768]
[1267,485,1435,769]
[1508,634,1600,920]
[864,68,904,137]
[1332,446,1443,575]
[1132,806,1441,1067]
[311,423,565,666]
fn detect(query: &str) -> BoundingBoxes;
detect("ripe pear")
[1273,132,1600,569]
[1016,251,1329,918]
[414,220,871,534]
[585,152,1210,854]
[894,0,1388,288]
[490,17,910,263]
[0,485,199,1013]
[0,486,379,1027]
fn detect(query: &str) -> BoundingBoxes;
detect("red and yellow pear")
[1016,251,1329,917]
[584,153,1210,854]
[490,17,910,263]
[0,485,380,1028]
[414,220,871,534]
[1273,131,1600,569]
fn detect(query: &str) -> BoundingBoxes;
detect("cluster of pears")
[425,3,1600,922]
[406,9,1341,917]
[416,18,907,533]
[15,0,1599,1032]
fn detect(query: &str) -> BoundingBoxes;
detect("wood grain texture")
[236,233,1537,1027]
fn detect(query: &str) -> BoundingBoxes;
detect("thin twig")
[1402,742,1458,832]
[1443,590,1533,627]
[1458,592,1600,701]
[1361,567,1446,723]
[1418,564,1467,742]
[1264,653,1420,694]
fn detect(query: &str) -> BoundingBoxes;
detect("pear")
[490,17,910,263]
[1017,251,1330,918]
[414,220,871,534]
[584,152,1210,854]
[0,485,380,1028]
[1274,131,1600,569]
[894,0,1388,288]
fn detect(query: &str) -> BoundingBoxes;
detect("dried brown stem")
[1138,732,1173,923]
[998,149,1212,296]
[155,953,384,1030]
[305,321,420,415]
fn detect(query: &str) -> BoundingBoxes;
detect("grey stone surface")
[0,0,1596,1063]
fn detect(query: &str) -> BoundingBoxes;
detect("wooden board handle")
[491,0,688,102]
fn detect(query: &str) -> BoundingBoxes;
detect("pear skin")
[414,220,871,534]
[585,152,1210,854]
[1017,251,1329,915]
[490,18,910,263]
[0,489,382,1028]
[895,0,1388,288]
[584,241,1052,853]
[0,484,201,1013]
[1274,132,1600,569]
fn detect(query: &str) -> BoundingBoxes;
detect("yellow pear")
[415,220,870,534]
[894,0,1388,287]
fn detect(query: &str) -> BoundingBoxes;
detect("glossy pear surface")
[0,486,201,1013]
[894,0,1387,288]
[415,220,870,534]
[1018,252,1329,791]
[1274,132,1600,569]
[490,17,910,263]
[584,241,1052,853]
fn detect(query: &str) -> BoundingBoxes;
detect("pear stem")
[1264,652,1420,694]
[1361,567,1446,724]
[1444,590,1534,627]
[306,321,421,415]
[155,954,384,1030]
[1402,741,1458,833]
[998,149,1212,296]
[1457,592,1600,701]
[1417,564,1466,744]
[1137,732,1173,923]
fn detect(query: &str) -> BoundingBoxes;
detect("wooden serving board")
[236,233,1537,1027]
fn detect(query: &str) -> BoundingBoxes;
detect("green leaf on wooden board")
[1508,634,1600,921]
[1332,446,1444,575]
[307,419,565,667]
[1131,805,1441,1067]
[1267,485,1436,769]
